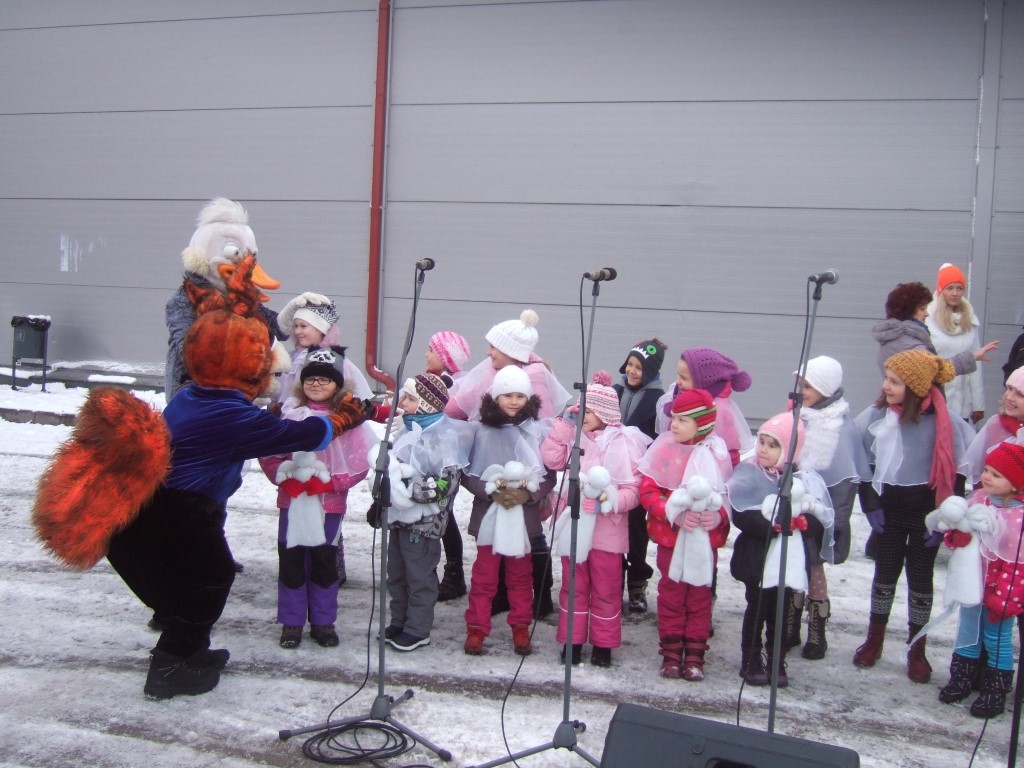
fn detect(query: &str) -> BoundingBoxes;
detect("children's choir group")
[259,269,1024,723]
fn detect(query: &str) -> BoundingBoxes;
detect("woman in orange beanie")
[926,264,988,425]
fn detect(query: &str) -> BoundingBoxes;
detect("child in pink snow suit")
[541,371,651,667]
[937,441,1024,718]
[639,389,733,680]
[259,347,376,649]
[462,366,556,656]
[655,347,755,468]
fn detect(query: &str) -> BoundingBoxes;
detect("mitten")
[328,392,370,436]
[496,486,531,508]
[581,497,598,514]
[699,509,719,531]
[304,476,334,495]
[548,417,575,442]
[366,501,381,529]
[924,530,944,548]
[682,510,701,532]
[277,292,330,334]
[665,488,690,526]
[280,478,304,498]
[409,477,440,504]
[865,509,885,534]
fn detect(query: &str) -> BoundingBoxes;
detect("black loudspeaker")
[601,703,860,768]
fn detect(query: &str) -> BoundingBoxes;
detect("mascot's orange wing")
[32,387,171,570]
[223,254,263,318]
[184,254,263,320]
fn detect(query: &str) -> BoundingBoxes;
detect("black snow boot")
[437,561,467,602]
[939,653,982,704]
[971,668,1014,719]
[144,649,220,699]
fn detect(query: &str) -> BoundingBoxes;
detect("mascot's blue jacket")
[163,384,333,505]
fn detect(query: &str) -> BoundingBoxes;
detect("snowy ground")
[0,381,1019,768]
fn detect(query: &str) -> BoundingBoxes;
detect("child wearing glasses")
[259,347,376,649]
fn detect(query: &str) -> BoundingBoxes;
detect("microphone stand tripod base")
[468,720,596,768]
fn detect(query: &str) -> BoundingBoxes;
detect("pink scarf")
[927,385,956,504]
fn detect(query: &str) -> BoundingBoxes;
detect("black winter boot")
[531,552,554,619]
[939,653,981,704]
[971,668,1014,718]
[802,598,830,660]
[767,647,789,688]
[437,562,467,602]
[626,579,648,614]
[144,649,220,699]
[740,647,769,686]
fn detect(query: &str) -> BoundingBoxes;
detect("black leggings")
[869,484,938,628]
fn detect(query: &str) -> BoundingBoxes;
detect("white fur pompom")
[520,309,539,328]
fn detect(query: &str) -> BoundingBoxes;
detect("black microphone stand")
[469,276,609,768]
[278,262,452,763]
[765,275,832,733]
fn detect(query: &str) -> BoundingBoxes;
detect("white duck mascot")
[164,197,325,399]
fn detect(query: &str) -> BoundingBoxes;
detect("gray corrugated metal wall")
[2,0,1021,424]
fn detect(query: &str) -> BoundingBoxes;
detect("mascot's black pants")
[107,487,236,658]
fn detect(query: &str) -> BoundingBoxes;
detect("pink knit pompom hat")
[429,331,470,373]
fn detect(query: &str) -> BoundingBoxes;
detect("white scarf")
[799,398,849,472]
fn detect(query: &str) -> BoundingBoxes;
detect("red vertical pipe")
[364,0,395,391]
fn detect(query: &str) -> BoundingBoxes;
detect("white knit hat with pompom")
[485,309,540,363]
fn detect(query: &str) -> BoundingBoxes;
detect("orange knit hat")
[937,263,967,293]
[885,349,956,398]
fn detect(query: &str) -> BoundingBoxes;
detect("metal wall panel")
[0,1,374,29]
[0,109,372,200]
[392,0,982,103]
[0,12,376,113]
[385,101,978,211]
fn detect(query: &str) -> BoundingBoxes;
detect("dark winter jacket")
[462,393,556,540]
[614,376,664,440]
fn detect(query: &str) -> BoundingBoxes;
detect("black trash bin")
[11,315,51,391]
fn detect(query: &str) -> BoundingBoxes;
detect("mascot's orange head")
[182,252,274,400]
[184,311,273,401]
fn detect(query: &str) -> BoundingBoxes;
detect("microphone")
[583,267,617,282]
[416,258,436,271]
[808,269,838,286]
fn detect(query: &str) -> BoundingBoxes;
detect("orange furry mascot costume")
[33,256,371,699]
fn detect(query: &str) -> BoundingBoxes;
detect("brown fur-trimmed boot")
[853,622,886,668]
[906,630,931,684]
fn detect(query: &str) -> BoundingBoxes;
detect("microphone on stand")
[416,258,436,271]
[808,269,838,286]
[583,267,617,282]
